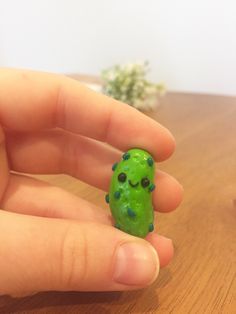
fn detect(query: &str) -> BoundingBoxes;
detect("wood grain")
[0,90,235,313]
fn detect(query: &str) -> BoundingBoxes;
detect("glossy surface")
[108,148,155,238]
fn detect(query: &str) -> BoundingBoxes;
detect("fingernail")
[158,235,173,244]
[113,242,159,286]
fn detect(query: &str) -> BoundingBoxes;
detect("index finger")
[0,68,175,161]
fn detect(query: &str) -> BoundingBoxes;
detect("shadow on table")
[0,291,121,313]
[0,269,172,313]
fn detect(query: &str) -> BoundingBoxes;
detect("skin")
[108,149,155,237]
[0,68,183,297]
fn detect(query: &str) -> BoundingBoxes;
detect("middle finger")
[6,129,183,212]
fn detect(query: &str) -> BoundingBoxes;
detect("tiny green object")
[107,148,155,238]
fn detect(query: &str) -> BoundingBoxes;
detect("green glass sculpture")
[106,148,156,238]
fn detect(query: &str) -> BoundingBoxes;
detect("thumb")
[0,210,159,296]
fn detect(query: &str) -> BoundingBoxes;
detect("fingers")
[0,68,175,161]
[0,125,9,201]
[153,171,184,213]
[5,129,121,191]
[1,173,112,225]
[1,170,182,222]
[0,210,160,296]
[58,77,175,161]
[146,233,174,268]
[5,130,183,213]
[1,174,174,270]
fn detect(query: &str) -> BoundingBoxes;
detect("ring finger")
[1,173,174,268]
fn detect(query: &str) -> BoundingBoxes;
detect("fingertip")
[157,129,176,162]
[146,233,174,267]
[113,240,160,287]
[154,172,184,213]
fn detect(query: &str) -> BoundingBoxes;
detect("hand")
[0,68,183,297]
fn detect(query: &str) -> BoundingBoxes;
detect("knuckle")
[59,224,87,289]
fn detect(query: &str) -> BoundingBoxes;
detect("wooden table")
[0,90,236,313]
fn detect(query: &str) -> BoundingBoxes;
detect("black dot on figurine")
[105,194,110,203]
[141,177,150,188]
[149,223,154,232]
[112,162,118,171]
[114,191,121,199]
[118,172,127,182]
[127,207,136,218]
[147,157,154,167]
[115,223,121,229]
[122,152,130,160]
[149,183,156,192]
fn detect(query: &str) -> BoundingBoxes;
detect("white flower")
[101,61,165,110]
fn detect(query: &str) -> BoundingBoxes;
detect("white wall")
[0,0,235,95]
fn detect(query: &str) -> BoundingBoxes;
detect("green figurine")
[105,148,156,238]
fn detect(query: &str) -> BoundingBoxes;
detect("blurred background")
[0,0,235,96]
